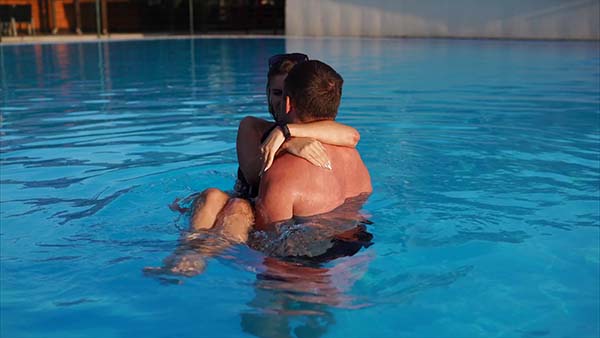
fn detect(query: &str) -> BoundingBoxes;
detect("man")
[189,59,371,240]
[254,60,372,230]
[184,54,359,233]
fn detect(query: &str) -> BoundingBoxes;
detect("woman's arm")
[238,117,360,179]
[288,120,360,147]
[260,120,359,173]
[236,116,274,189]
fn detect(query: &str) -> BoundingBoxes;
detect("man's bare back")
[255,144,371,230]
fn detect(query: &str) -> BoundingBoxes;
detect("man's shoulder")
[264,145,369,190]
[269,145,364,176]
[260,153,320,194]
[323,144,365,165]
[264,153,310,181]
[322,143,361,155]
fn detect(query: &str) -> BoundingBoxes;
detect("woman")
[188,53,360,232]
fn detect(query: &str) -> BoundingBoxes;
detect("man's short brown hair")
[284,60,343,122]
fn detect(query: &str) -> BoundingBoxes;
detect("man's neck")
[287,109,300,124]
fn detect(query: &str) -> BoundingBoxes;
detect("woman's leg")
[214,198,255,243]
[144,197,254,277]
[189,188,230,231]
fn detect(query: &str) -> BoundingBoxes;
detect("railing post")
[74,0,82,34]
[189,0,194,35]
[95,0,100,38]
[101,0,108,35]
[50,0,58,34]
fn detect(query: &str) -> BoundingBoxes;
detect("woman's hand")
[261,127,332,173]
[260,127,286,174]
[143,251,206,277]
[283,137,332,170]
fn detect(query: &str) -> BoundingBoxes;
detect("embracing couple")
[147,54,372,276]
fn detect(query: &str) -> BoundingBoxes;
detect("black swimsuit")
[234,124,278,199]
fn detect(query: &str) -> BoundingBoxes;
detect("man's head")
[284,60,344,123]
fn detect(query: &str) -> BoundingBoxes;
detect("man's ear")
[285,96,292,115]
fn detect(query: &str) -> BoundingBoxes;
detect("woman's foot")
[143,252,206,277]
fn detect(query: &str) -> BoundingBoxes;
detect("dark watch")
[277,123,292,141]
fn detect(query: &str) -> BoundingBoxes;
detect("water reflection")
[241,253,373,338]
[0,45,6,115]
[190,38,196,97]
[97,41,111,92]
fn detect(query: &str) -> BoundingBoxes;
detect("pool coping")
[1,33,598,46]
[0,33,290,46]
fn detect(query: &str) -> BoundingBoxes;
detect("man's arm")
[254,159,296,230]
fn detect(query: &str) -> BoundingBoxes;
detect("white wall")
[286,0,600,40]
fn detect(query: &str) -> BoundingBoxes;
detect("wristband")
[278,123,292,141]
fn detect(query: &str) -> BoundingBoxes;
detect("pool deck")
[0,33,285,45]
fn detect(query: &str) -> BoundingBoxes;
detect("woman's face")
[268,74,287,121]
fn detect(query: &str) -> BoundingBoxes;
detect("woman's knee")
[191,188,229,215]
[201,188,228,203]
[219,198,254,242]
[221,198,255,227]
[226,198,253,213]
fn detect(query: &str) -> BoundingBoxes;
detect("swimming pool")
[1,37,599,338]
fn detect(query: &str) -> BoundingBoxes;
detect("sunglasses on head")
[268,53,309,68]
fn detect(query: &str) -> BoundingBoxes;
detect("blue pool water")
[1,37,599,338]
